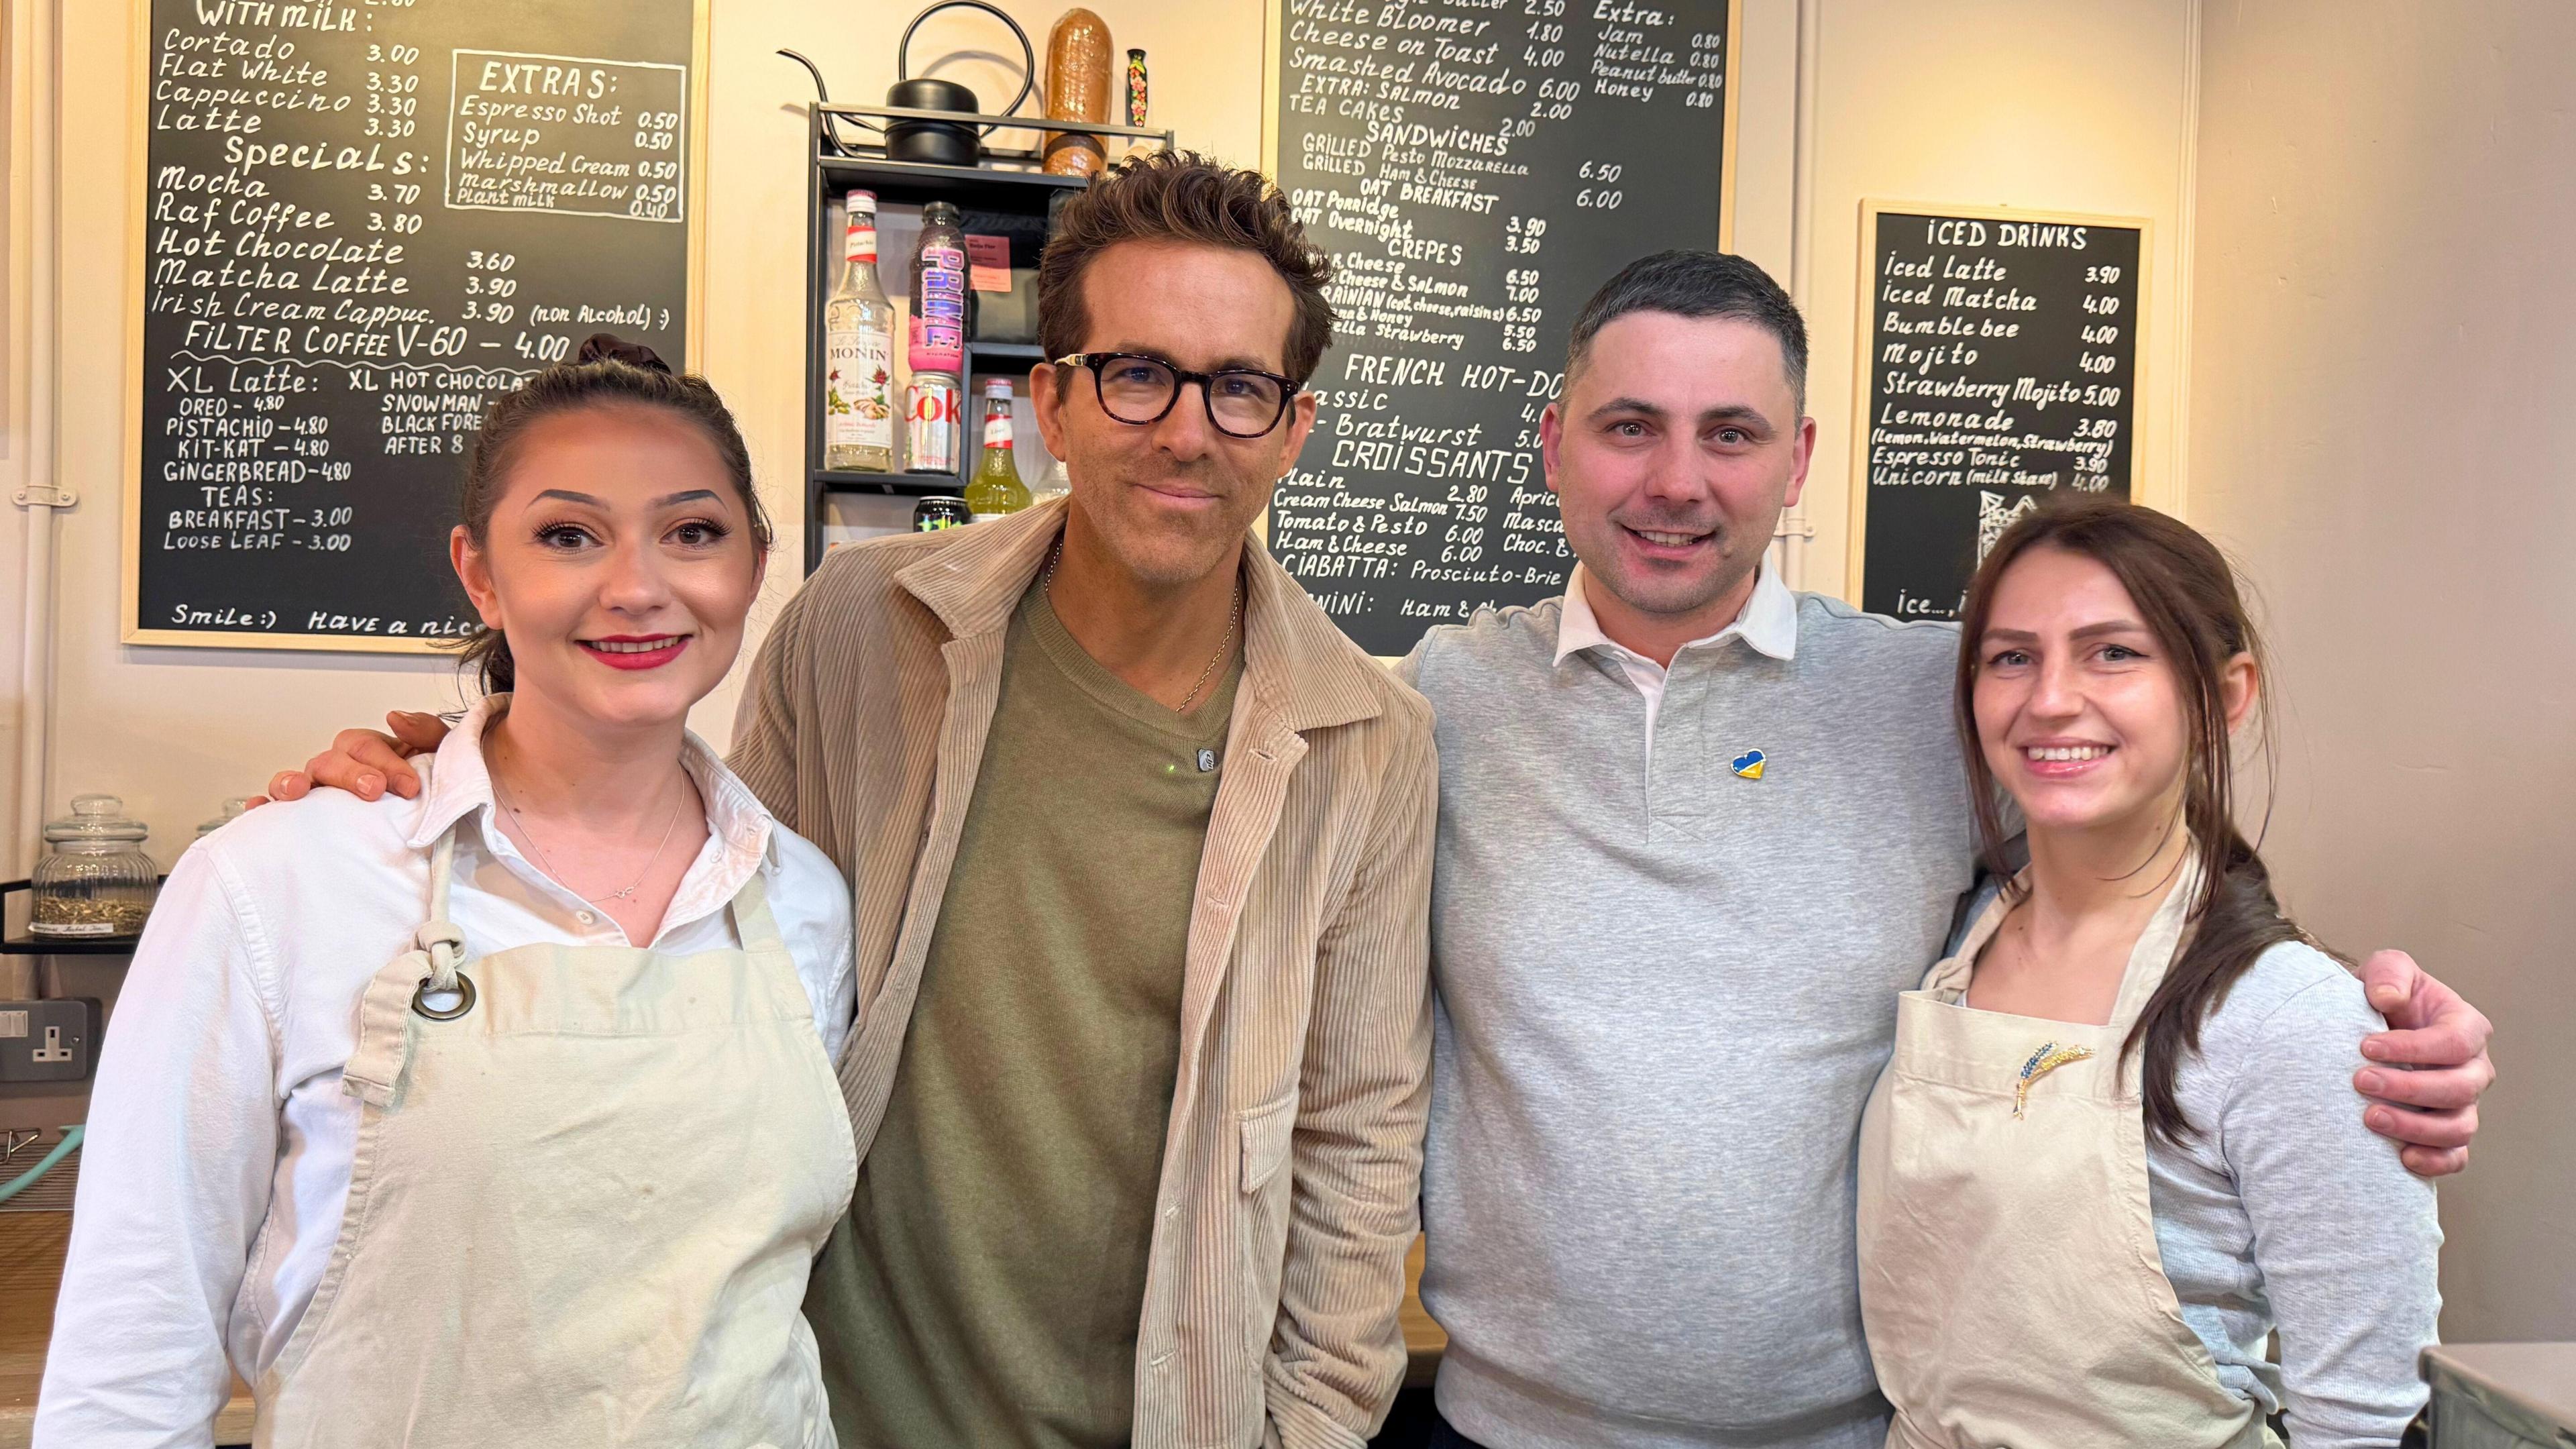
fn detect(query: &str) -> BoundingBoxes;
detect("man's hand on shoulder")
[2351,948,2496,1179]
[254,710,451,806]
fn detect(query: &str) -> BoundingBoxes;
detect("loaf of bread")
[1042,8,1113,177]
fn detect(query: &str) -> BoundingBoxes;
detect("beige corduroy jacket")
[729,497,1438,1449]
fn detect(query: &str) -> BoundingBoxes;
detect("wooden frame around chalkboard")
[117,0,713,653]
[1257,0,1741,256]
[1843,199,2152,607]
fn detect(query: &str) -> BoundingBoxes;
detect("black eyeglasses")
[1053,352,1301,439]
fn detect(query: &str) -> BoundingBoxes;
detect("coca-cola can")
[905,372,961,474]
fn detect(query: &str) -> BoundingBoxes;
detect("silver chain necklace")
[494,772,689,904]
[1046,540,1241,714]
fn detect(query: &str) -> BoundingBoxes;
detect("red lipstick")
[580,634,691,670]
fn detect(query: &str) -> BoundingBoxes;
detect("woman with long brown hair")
[1856,495,2440,1447]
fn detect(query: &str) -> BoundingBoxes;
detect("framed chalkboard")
[1263,0,1737,657]
[121,0,708,651]
[1847,201,2149,622]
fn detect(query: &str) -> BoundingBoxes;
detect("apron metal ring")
[411,971,477,1021]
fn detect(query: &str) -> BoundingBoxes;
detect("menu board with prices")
[1849,203,2147,622]
[125,0,702,650]
[1265,0,1737,656]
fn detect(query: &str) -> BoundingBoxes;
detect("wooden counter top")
[0,1209,1444,1441]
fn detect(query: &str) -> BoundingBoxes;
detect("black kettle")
[885,1,1035,166]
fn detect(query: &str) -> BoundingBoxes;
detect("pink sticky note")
[965,234,1012,292]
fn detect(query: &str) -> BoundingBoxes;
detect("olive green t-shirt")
[812,579,1240,1449]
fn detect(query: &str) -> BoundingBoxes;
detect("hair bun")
[576,332,672,374]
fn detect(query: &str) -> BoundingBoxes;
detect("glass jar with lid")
[197,796,256,840]
[32,794,160,938]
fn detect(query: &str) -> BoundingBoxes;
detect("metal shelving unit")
[800,104,1173,574]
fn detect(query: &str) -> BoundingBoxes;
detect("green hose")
[0,1125,83,1203]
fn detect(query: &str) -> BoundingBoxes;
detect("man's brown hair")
[1038,150,1336,384]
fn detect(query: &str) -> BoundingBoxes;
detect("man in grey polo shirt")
[1397,251,2496,1448]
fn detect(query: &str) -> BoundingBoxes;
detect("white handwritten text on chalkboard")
[1854,206,2144,621]
[131,0,697,649]
[1270,0,1733,655]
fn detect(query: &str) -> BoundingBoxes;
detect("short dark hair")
[1568,250,1808,408]
[1039,150,1336,385]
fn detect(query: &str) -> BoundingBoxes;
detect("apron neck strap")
[413,826,468,990]
[2105,851,2206,1035]
[1932,850,2208,1029]
[1926,884,2015,998]
[727,867,788,957]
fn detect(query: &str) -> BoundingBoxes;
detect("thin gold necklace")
[494,771,689,904]
[1045,540,1241,714]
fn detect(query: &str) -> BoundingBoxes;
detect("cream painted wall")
[1794,0,2196,601]
[3,0,33,872]
[15,0,1271,858]
[2187,0,2576,1342]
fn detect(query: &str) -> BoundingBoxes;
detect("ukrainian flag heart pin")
[1730,749,1766,780]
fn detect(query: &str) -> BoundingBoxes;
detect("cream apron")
[254,826,857,1448]
[1856,865,2278,1449]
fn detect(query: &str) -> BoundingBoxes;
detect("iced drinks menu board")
[128,0,698,649]
[1267,0,1735,655]
[1851,203,2147,622]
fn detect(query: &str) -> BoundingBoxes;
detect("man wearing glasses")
[270,152,1436,1449]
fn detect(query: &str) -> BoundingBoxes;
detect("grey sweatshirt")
[2144,941,2442,1447]
[1403,592,1976,1448]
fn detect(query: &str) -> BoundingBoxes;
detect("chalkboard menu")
[1848,203,2147,622]
[1265,0,1737,655]
[123,0,704,650]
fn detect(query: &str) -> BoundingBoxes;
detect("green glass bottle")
[965,378,1032,522]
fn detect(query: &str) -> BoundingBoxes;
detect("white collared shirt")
[38,698,855,1448]
[1552,557,1801,765]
